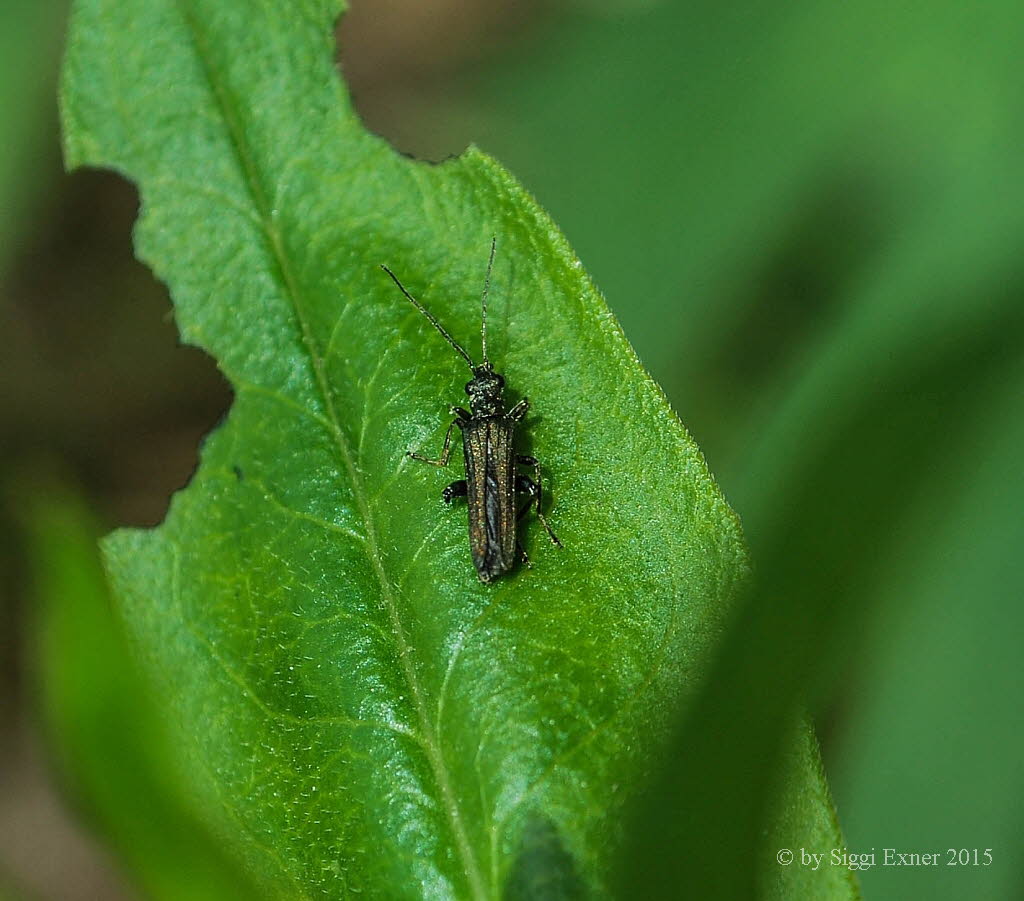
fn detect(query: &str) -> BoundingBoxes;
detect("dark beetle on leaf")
[381,239,561,582]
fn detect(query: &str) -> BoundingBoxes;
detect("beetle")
[380,238,561,583]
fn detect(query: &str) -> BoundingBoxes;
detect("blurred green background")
[2,1,1022,899]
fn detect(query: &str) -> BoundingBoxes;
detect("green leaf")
[61,1,747,897]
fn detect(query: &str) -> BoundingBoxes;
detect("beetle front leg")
[407,407,470,466]
[515,462,562,547]
[507,397,529,422]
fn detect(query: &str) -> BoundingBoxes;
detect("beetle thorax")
[466,364,505,416]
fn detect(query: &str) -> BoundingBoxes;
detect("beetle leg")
[408,409,469,466]
[442,480,467,504]
[516,540,532,567]
[515,466,562,547]
[507,398,529,422]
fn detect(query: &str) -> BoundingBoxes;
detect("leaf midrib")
[174,4,487,897]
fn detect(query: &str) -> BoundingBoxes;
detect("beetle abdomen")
[462,417,517,581]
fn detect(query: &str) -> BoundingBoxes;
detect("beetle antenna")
[381,264,475,370]
[480,237,496,365]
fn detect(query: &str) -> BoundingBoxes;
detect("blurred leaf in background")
[829,369,1024,901]
[0,0,63,282]
[1,0,67,693]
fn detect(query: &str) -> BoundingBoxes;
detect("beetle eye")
[464,382,473,395]
[495,374,505,388]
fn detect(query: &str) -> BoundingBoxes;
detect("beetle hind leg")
[515,470,562,548]
[516,540,532,568]
[442,480,467,504]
